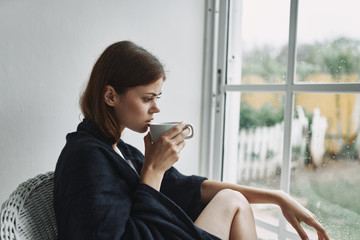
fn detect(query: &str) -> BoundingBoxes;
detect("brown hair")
[80,41,166,143]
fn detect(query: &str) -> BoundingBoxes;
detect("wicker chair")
[0,172,58,240]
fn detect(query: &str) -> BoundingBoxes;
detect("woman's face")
[111,78,163,133]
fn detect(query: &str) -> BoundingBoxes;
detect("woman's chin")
[139,128,148,134]
[131,126,148,134]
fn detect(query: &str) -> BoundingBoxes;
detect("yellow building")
[242,74,360,153]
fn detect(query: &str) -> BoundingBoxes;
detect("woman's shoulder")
[66,130,108,149]
[56,130,113,170]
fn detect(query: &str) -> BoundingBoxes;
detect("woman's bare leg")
[194,189,257,240]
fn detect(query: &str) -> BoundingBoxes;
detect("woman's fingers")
[289,214,329,240]
[280,192,330,240]
[306,218,329,240]
[144,132,152,148]
[162,122,185,138]
[162,122,189,141]
[288,217,309,240]
[175,138,186,153]
[288,212,329,240]
[173,126,191,143]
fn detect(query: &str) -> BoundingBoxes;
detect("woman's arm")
[201,180,281,205]
[201,180,330,240]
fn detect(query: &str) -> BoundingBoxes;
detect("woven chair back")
[0,172,57,240]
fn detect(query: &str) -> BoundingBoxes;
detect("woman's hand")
[140,122,190,190]
[278,191,330,240]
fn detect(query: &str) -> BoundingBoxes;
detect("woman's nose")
[150,102,160,114]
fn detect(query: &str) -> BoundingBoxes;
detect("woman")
[53,41,329,240]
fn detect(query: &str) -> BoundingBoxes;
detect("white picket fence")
[237,116,310,182]
[238,123,282,182]
[237,107,329,182]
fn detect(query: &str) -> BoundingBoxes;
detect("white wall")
[0,0,206,204]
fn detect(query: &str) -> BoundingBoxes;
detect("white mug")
[149,122,194,142]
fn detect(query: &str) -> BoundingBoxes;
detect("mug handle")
[184,124,194,139]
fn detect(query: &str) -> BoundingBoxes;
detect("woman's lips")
[146,119,153,126]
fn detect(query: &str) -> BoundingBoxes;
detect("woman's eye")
[144,96,160,102]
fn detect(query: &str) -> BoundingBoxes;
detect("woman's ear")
[104,85,117,107]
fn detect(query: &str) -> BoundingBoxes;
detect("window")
[201,0,360,239]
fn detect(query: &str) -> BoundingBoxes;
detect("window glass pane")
[228,0,290,84]
[223,92,285,239]
[289,93,360,239]
[296,0,360,83]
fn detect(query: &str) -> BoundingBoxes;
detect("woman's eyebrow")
[146,92,162,96]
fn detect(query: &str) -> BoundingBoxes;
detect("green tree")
[242,45,287,83]
[242,37,360,82]
[239,102,284,130]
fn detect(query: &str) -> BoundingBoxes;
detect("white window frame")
[200,0,360,239]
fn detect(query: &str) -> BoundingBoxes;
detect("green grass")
[244,160,360,239]
[290,161,360,240]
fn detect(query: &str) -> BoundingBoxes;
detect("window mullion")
[293,83,360,93]
[224,84,287,92]
[279,0,299,239]
[211,0,230,181]
[225,83,360,93]
[200,0,221,179]
[200,0,230,180]
[281,0,298,197]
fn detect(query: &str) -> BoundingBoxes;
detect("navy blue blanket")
[53,119,220,240]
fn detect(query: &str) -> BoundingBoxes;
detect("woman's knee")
[215,189,252,212]
[195,189,255,240]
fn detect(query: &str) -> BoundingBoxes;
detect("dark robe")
[53,119,220,240]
